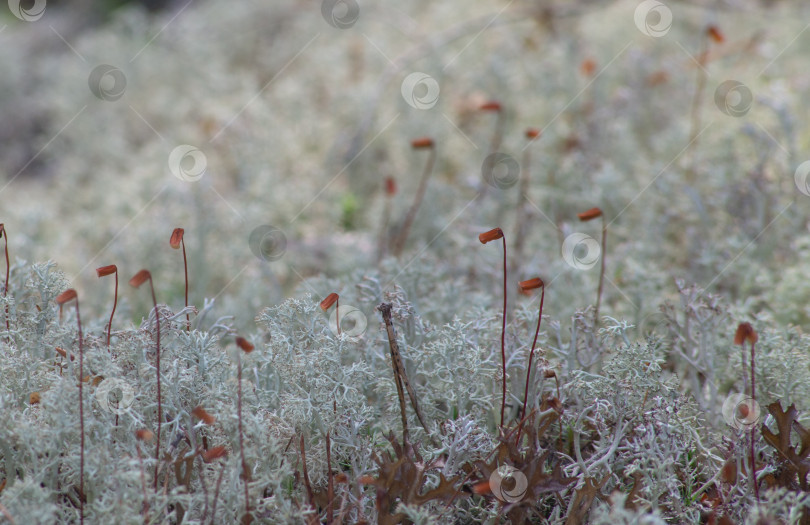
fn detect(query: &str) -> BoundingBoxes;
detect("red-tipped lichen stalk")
[480,101,504,155]
[393,137,436,256]
[735,322,760,501]
[170,228,190,331]
[512,128,542,276]
[517,277,545,443]
[235,336,254,521]
[96,265,118,350]
[376,176,397,263]
[129,269,162,490]
[55,289,84,525]
[1,224,9,337]
[134,429,153,523]
[479,227,508,427]
[578,207,605,326]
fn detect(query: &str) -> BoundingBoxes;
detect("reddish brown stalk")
[378,303,432,442]
[55,289,84,525]
[129,269,162,490]
[235,336,253,521]
[578,208,606,326]
[735,322,760,501]
[300,434,315,513]
[326,431,334,524]
[475,101,505,200]
[517,278,545,443]
[479,228,508,427]
[135,429,153,523]
[512,129,542,276]
[480,100,504,153]
[96,265,118,350]
[392,137,436,256]
[170,228,190,331]
[1,224,9,337]
[320,293,340,336]
[210,458,228,524]
[376,176,397,263]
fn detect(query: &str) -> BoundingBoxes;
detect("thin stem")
[378,303,433,442]
[336,297,340,336]
[376,180,395,263]
[300,434,315,512]
[182,239,189,331]
[197,453,210,523]
[594,220,606,327]
[326,432,334,524]
[518,285,544,443]
[136,443,149,524]
[750,339,760,501]
[489,109,504,156]
[210,460,227,525]
[685,34,709,185]
[500,234,507,428]
[146,279,161,492]
[511,146,532,277]
[393,146,436,256]
[107,272,118,349]
[75,300,84,525]
[2,225,9,338]
[237,350,250,519]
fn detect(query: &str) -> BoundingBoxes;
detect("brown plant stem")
[518,281,545,443]
[210,460,227,525]
[326,432,334,524]
[378,302,431,441]
[96,265,118,350]
[170,228,190,331]
[182,239,189,330]
[1,224,9,338]
[479,228,508,427]
[130,270,162,490]
[237,350,250,519]
[512,130,540,277]
[56,290,84,525]
[392,140,436,256]
[376,177,396,263]
[300,434,315,513]
[596,219,606,326]
[750,337,759,501]
[134,435,150,525]
[499,235,507,427]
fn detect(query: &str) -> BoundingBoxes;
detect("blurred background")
[2,0,809,333]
